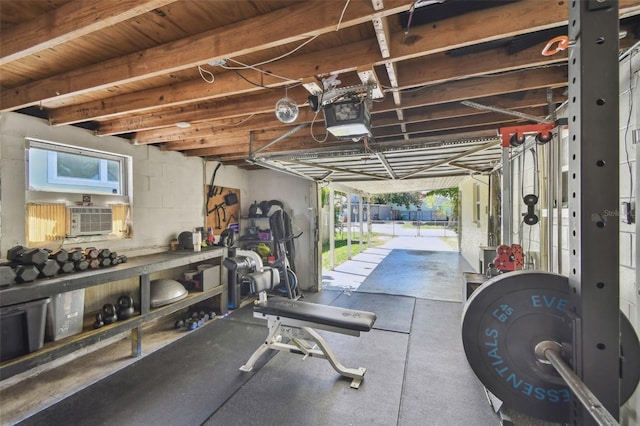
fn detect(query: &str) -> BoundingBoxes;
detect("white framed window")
[27,139,130,196]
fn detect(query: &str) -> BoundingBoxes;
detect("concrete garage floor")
[1,229,559,426]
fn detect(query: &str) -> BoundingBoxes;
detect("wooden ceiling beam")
[182,135,348,157]
[134,110,324,144]
[97,86,311,135]
[149,90,565,150]
[0,0,177,66]
[47,0,576,125]
[388,0,640,62]
[375,66,568,112]
[374,88,566,127]
[372,107,548,138]
[105,65,567,137]
[1,0,412,111]
[395,41,567,91]
[50,66,292,126]
[164,125,336,152]
[46,12,638,125]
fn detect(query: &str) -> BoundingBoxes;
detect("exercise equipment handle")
[541,343,619,426]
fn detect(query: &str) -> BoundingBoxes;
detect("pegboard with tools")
[205,185,240,236]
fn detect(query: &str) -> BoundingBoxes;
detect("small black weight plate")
[523,193,538,206]
[461,271,640,423]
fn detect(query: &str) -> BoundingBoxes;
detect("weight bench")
[240,268,377,389]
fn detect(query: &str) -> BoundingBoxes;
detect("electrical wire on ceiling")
[220,36,319,70]
[228,113,256,127]
[336,0,350,31]
[404,1,417,35]
[197,65,215,84]
[310,104,330,143]
[222,60,300,84]
[197,34,319,86]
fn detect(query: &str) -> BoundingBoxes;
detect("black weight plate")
[523,193,538,206]
[461,271,640,423]
[621,311,640,406]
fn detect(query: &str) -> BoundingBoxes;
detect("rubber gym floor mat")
[18,316,272,426]
[399,298,499,426]
[203,328,409,426]
[330,291,415,334]
[356,249,474,302]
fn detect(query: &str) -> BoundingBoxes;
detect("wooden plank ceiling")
[2,0,639,191]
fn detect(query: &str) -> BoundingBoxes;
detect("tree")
[371,192,422,209]
[424,187,459,218]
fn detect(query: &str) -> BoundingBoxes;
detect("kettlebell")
[117,295,134,320]
[93,313,104,329]
[102,303,118,324]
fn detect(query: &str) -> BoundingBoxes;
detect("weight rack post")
[536,341,619,426]
[567,0,620,424]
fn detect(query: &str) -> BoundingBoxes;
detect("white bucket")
[197,264,214,272]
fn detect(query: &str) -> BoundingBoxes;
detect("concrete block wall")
[620,50,638,330]
[620,45,639,426]
[0,111,204,257]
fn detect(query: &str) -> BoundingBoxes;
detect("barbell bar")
[535,341,618,426]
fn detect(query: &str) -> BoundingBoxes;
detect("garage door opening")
[320,189,470,302]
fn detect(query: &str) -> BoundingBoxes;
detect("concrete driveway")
[322,222,459,291]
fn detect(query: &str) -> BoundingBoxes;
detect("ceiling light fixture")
[175,121,191,128]
[275,86,299,124]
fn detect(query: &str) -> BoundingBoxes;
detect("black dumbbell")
[38,259,59,278]
[68,247,84,262]
[99,258,112,267]
[8,246,48,266]
[0,265,17,287]
[84,247,99,260]
[15,264,39,283]
[58,261,75,274]
[116,255,128,264]
[7,245,25,260]
[74,259,89,271]
[109,251,118,260]
[98,249,111,259]
[47,248,68,263]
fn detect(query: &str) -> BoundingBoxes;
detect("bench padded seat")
[254,298,377,332]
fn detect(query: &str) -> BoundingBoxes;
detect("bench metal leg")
[240,317,367,388]
[240,317,282,372]
[300,326,367,389]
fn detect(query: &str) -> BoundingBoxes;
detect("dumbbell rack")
[0,248,228,381]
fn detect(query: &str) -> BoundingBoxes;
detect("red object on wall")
[493,244,525,272]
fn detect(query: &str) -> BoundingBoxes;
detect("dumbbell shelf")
[0,248,228,380]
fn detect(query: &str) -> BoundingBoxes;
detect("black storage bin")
[1,298,50,362]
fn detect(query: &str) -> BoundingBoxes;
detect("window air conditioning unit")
[66,206,113,237]
[324,100,372,140]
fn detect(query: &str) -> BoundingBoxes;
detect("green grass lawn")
[321,232,389,270]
